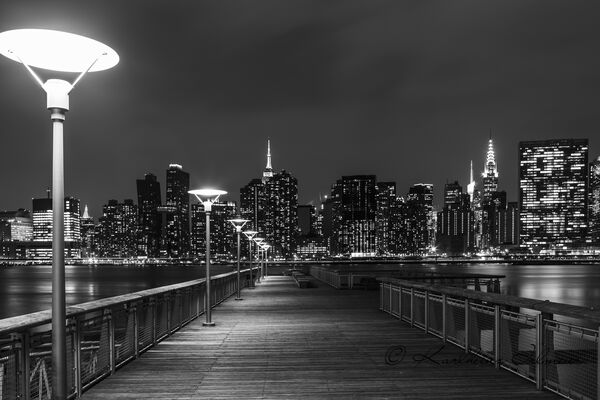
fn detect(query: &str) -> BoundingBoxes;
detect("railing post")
[410,288,414,327]
[196,285,201,317]
[107,310,115,375]
[73,318,82,398]
[535,313,543,390]
[379,282,383,311]
[17,331,31,400]
[133,304,139,358]
[151,297,157,345]
[425,291,429,333]
[389,283,393,313]
[442,294,447,343]
[494,305,501,369]
[464,299,470,353]
[398,285,402,320]
[166,293,172,335]
[179,290,184,329]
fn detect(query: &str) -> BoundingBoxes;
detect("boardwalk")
[82,276,560,399]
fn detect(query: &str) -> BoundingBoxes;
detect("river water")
[0,263,598,320]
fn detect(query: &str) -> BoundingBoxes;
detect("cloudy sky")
[0,1,599,217]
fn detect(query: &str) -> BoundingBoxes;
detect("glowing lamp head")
[189,188,227,212]
[253,237,264,245]
[0,29,119,73]
[228,218,249,232]
[243,230,257,240]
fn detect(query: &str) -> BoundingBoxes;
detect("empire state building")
[262,139,273,183]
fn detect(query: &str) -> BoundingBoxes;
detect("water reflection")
[0,264,226,319]
[0,262,598,319]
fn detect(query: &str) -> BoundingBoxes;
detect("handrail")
[378,277,600,323]
[0,267,255,334]
[0,266,260,400]
[379,278,600,400]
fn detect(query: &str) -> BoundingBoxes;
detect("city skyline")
[0,1,599,218]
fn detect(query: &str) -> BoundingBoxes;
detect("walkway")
[82,276,560,399]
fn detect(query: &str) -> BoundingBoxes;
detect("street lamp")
[253,237,264,281]
[261,244,271,278]
[0,28,118,400]
[242,230,257,288]
[228,218,249,300]
[189,188,227,326]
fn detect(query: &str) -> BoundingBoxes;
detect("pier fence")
[0,267,258,400]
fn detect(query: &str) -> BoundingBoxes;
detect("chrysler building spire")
[482,137,499,202]
[263,139,273,182]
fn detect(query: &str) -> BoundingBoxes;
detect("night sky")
[1,1,599,217]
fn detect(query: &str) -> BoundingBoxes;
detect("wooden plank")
[82,276,561,399]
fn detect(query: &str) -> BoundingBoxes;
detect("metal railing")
[0,267,259,400]
[379,278,600,400]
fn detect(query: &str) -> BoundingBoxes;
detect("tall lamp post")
[228,218,249,300]
[189,188,227,326]
[0,29,118,400]
[262,244,271,278]
[242,230,257,288]
[253,237,264,281]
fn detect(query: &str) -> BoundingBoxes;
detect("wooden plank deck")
[82,276,560,399]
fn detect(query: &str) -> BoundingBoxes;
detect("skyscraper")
[519,139,589,252]
[262,139,274,183]
[32,197,80,243]
[136,173,162,257]
[266,170,299,257]
[482,138,499,203]
[467,160,476,205]
[190,201,237,259]
[80,205,96,257]
[240,140,299,257]
[437,181,474,255]
[31,196,81,259]
[375,182,396,255]
[97,199,138,257]
[589,156,600,247]
[330,175,377,256]
[406,183,435,253]
[165,164,190,258]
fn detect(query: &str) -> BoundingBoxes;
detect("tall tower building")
[437,181,474,255]
[375,182,396,255]
[262,139,273,183]
[240,178,268,234]
[136,173,162,257]
[267,170,299,257]
[80,205,96,257]
[589,156,600,247]
[482,138,499,203]
[97,199,138,257]
[32,197,80,242]
[467,161,476,205]
[31,196,81,259]
[165,164,190,258]
[190,201,237,259]
[240,140,299,257]
[519,139,589,252]
[331,175,377,256]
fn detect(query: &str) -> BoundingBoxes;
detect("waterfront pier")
[79,275,559,399]
[4,267,598,399]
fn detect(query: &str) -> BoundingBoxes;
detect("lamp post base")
[234,297,244,301]
[202,322,216,327]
